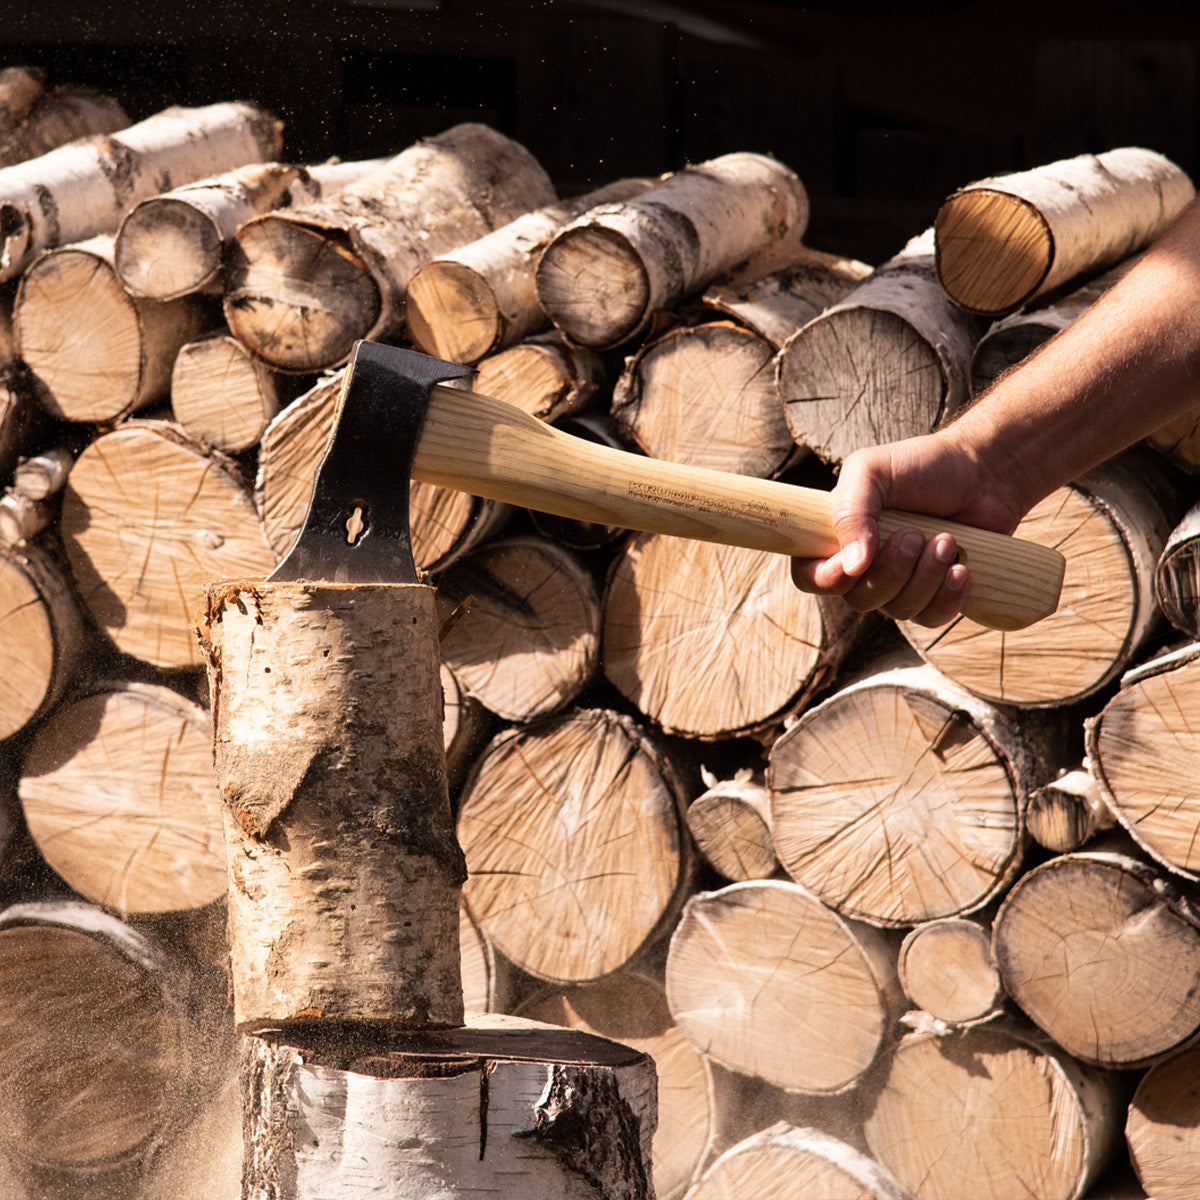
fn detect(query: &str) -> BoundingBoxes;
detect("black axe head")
[268,339,472,585]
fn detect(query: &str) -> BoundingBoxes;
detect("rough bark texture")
[202,579,466,1029]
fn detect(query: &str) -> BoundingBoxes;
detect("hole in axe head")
[345,504,369,545]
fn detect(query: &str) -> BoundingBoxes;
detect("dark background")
[4,0,1200,263]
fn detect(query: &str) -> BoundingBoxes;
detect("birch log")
[202,579,466,1030]
[0,67,45,133]
[1154,498,1200,634]
[685,769,779,882]
[0,101,283,283]
[863,1022,1120,1200]
[1026,767,1116,853]
[535,152,810,349]
[239,1014,656,1200]
[897,916,1004,1027]
[777,230,985,465]
[224,123,555,371]
[992,846,1200,1067]
[406,176,656,363]
[934,146,1194,315]
[518,969,714,1200]
[767,663,1038,927]
[17,682,225,915]
[13,234,209,423]
[684,1123,912,1200]
[665,879,902,1095]
[1126,1045,1200,1200]
[603,533,863,739]
[472,331,605,423]
[1086,643,1200,880]
[115,156,386,300]
[899,452,1179,707]
[61,420,276,669]
[458,708,693,984]
[436,536,601,723]
[0,81,129,169]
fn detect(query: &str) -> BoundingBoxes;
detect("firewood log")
[170,332,291,453]
[17,682,224,915]
[0,489,50,545]
[12,445,72,500]
[685,769,779,882]
[767,662,1040,927]
[441,662,490,794]
[1154,499,1200,634]
[255,370,510,574]
[13,235,210,423]
[1026,767,1116,853]
[603,533,863,739]
[934,146,1194,316]
[1147,405,1200,474]
[897,915,1004,1027]
[899,451,1180,707]
[0,538,85,742]
[115,156,386,301]
[664,879,902,1095]
[1125,1045,1200,1200]
[777,229,985,465]
[1086,643,1200,880]
[862,1021,1121,1200]
[471,330,605,422]
[61,420,276,669]
[224,123,556,371]
[0,900,233,1198]
[684,1123,912,1200]
[436,535,601,723]
[535,152,810,349]
[517,968,714,1200]
[993,846,1200,1067]
[459,898,522,1017]
[457,707,693,984]
[0,77,129,169]
[239,1014,657,1199]
[0,353,49,483]
[0,100,282,283]
[406,176,656,364]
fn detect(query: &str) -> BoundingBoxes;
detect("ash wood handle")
[414,384,1065,631]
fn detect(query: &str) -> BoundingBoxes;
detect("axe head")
[269,340,472,585]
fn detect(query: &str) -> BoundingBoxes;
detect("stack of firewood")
[3,59,1200,1200]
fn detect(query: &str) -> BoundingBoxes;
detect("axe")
[272,339,1065,631]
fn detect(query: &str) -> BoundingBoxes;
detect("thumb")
[830,452,884,577]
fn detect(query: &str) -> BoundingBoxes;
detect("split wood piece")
[1026,767,1116,854]
[684,1123,912,1200]
[61,420,275,669]
[1126,1045,1200,1200]
[13,234,209,423]
[0,539,84,742]
[0,82,128,170]
[897,916,1004,1028]
[171,333,289,454]
[768,662,1037,927]
[1155,497,1200,634]
[0,100,282,284]
[685,769,779,882]
[518,968,714,1200]
[472,330,605,422]
[18,682,225,915]
[436,535,601,723]
[536,152,810,349]
[115,156,386,301]
[203,579,465,1030]
[862,1022,1120,1200]
[777,230,984,465]
[934,146,1194,316]
[441,662,490,795]
[255,371,510,575]
[969,259,1135,394]
[610,250,871,478]
[406,175,656,364]
[240,1013,656,1199]
[900,452,1180,707]
[0,901,231,1195]
[665,879,902,1095]
[458,707,693,984]
[993,846,1200,1067]
[1086,643,1200,880]
[12,445,73,500]
[225,122,555,372]
[603,533,863,740]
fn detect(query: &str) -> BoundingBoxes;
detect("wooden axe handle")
[413,383,1065,631]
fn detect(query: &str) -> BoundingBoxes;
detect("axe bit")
[275,339,1066,631]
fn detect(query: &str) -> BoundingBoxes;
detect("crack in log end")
[524,1065,652,1200]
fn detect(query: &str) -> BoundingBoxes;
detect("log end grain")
[405,258,502,364]
[116,196,222,300]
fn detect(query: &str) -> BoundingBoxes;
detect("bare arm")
[793,194,1200,626]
